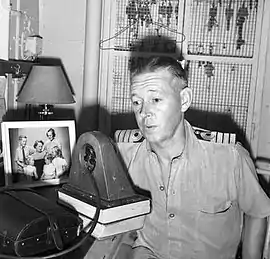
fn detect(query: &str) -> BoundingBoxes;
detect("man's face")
[20,138,27,147]
[131,69,185,144]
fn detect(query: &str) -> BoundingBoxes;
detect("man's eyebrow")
[131,89,159,97]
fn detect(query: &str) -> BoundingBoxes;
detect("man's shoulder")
[198,137,240,152]
[117,141,145,153]
[196,138,245,164]
[116,141,146,163]
[197,140,255,179]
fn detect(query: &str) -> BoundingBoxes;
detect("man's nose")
[140,102,152,118]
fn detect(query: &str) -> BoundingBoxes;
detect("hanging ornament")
[204,62,215,77]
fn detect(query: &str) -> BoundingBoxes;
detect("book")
[79,213,146,239]
[57,189,151,224]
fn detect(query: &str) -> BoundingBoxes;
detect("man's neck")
[150,124,186,163]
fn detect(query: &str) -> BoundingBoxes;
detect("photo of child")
[41,153,56,180]
[51,146,68,178]
[24,156,38,181]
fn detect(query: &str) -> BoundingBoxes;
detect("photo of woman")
[44,128,62,154]
[32,140,46,179]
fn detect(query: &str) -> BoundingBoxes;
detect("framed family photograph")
[1,120,76,187]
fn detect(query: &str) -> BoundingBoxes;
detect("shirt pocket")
[200,200,233,214]
[197,200,242,251]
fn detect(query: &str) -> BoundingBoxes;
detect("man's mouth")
[145,125,157,130]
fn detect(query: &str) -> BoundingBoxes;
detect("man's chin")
[143,132,160,143]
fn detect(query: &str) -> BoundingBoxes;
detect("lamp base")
[38,104,54,120]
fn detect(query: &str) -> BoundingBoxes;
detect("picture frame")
[1,120,76,188]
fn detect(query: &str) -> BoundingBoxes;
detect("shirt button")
[169,213,175,219]
[159,186,165,191]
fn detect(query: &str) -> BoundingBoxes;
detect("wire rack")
[187,0,258,57]
[111,55,133,114]
[188,60,252,132]
[112,0,183,51]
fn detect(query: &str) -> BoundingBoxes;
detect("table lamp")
[16,65,75,120]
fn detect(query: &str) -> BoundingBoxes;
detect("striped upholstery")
[114,129,144,143]
[114,126,236,144]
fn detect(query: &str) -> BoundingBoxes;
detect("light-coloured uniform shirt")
[117,120,270,259]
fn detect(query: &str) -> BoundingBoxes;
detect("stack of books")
[57,186,151,239]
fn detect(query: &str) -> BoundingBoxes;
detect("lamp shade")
[17,65,75,104]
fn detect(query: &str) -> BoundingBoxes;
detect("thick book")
[57,189,151,224]
[80,214,146,239]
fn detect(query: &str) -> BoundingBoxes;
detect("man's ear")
[180,87,192,112]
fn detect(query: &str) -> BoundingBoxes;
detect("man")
[117,56,270,259]
[14,135,35,182]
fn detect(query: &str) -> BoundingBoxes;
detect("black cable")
[0,173,101,259]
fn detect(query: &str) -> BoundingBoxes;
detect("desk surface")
[35,186,124,259]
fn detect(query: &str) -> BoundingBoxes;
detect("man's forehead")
[131,69,183,93]
[131,69,173,83]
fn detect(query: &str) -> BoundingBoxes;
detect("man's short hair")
[130,56,188,87]
[18,135,27,141]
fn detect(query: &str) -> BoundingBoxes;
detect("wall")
[39,0,86,129]
[257,16,270,160]
[39,0,103,135]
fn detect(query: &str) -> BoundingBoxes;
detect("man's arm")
[14,148,25,168]
[242,214,267,259]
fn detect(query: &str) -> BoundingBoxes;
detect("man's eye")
[152,98,161,103]
[132,100,141,106]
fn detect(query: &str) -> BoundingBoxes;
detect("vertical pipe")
[13,0,21,110]
[81,0,102,133]
[14,0,20,59]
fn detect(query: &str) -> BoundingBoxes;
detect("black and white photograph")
[1,120,76,187]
